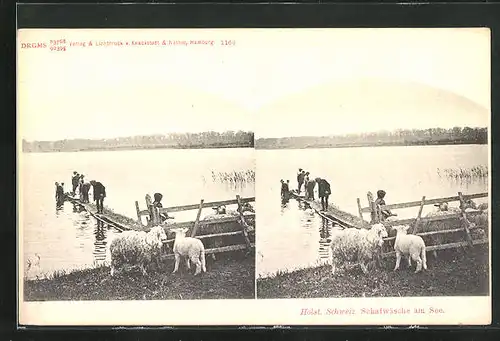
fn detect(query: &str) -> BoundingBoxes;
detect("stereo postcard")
[18,27,491,326]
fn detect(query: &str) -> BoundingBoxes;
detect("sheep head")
[242,202,255,213]
[460,199,477,210]
[434,202,449,212]
[212,205,226,214]
[391,224,410,235]
[148,225,168,246]
[370,223,389,239]
[170,226,189,238]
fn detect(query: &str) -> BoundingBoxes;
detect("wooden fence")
[356,191,488,257]
[135,195,256,257]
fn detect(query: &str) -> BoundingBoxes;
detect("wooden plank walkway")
[289,190,370,229]
[65,194,132,231]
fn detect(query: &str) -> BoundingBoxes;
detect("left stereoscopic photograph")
[18,29,256,302]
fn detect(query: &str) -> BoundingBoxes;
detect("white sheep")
[170,226,206,275]
[109,225,167,276]
[391,224,427,273]
[330,223,388,275]
[203,203,254,221]
[422,200,477,259]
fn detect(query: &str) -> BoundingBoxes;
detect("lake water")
[256,144,489,278]
[20,148,255,279]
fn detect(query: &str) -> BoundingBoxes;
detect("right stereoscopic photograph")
[255,28,491,300]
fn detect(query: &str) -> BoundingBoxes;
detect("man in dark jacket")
[315,177,331,211]
[71,171,80,195]
[306,177,316,200]
[80,180,91,203]
[90,180,106,213]
[297,169,306,193]
[55,182,65,207]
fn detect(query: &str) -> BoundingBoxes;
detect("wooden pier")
[289,190,370,229]
[65,193,255,259]
[288,189,488,259]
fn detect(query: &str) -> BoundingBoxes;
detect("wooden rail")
[136,193,256,257]
[360,192,488,213]
[382,238,488,258]
[354,191,489,259]
[134,196,255,221]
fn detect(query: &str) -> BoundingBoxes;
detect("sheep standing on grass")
[109,225,167,276]
[171,226,206,276]
[330,223,388,275]
[392,224,427,273]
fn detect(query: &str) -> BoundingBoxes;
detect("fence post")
[458,192,474,247]
[135,201,142,223]
[190,199,205,237]
[367,192,378,223]
[356,198,364,220]
[411,196,426,234]
[236,195,252,250]
[145,194,156,226]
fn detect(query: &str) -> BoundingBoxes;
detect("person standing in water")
[315,177,331,211]
[55,182,64,207]
[71,171,80,195]
[297,169,306,193]
[280,180,286,198]
[90,180,106,214]
[281,180,290,203]
[306,176,316,200]
[80,179,91,203]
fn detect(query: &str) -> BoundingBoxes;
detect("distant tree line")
[22,130,254,153]
[256,127,488,149]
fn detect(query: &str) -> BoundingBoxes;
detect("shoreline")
[24,252,255,301]
[22,144,254,154]
[255,141,488,150]
[256,246,489,299]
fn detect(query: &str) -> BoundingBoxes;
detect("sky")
[18,28,490,141]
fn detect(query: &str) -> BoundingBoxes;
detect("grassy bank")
[257,246,489,299]
[25,252,255,301]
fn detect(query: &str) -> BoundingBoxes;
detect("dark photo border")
[2,1,500,339]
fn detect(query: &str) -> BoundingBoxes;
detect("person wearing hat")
[71,171,80,195]
[280,179,286,199]
[90,180,106,214]
[152,192,172,223]
[297,169,306,193]
[306,175,316,200]
[375,190,395,221]
[55,182,64,207]
[80,179,91,203]
[315,177,331,211]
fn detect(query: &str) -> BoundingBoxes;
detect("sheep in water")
[109,225,167,276]
[203,202,255,220]
[170,226,206,276]
[421,200,479,259]
[330,223,388,275]
[391,224,427,273]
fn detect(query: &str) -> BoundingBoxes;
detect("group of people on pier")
[55,171,107,214]
[280,168,332,211]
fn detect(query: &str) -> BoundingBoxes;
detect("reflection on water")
[257,193,338,278]
[24,200,120,279]
[22,148,254,279]
[93,221,108,262]
[257,145,488,278]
